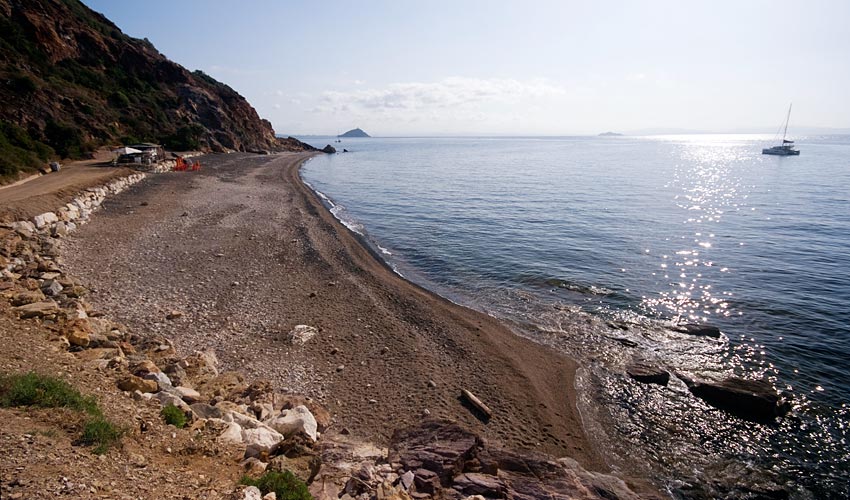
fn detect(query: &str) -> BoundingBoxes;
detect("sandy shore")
[63,152,606,472]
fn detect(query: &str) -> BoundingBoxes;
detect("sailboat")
[762,103,800,156]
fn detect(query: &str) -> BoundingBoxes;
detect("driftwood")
[461,389,493,419]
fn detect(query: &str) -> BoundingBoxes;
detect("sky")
[82,0,850,136]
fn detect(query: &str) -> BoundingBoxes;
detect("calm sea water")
[299,135,850,498]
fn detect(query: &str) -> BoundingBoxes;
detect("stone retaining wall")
[4,172,147,259]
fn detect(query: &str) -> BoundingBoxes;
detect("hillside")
[338,128,370,138]
[0,0,310,181]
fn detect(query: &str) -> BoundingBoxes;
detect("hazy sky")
[83,0,849,136]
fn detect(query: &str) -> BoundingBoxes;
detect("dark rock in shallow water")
[684,377,791,422]
[627,361,670,386]
[321,144,336,154]
[673,323,721,338]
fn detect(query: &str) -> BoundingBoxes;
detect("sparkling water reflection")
[301,134,850,498]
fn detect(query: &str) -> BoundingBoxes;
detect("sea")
[297,134,850,498]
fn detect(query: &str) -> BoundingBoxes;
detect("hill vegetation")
[0,0,299,181]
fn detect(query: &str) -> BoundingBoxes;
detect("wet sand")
[64,152,606,471]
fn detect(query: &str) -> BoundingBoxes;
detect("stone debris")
[266,405,318,442]
[285,324,318,344]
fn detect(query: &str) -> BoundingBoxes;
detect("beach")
[62,152,609,472]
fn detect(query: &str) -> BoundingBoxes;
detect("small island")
[338,128,371,138]
[598,131,624,136]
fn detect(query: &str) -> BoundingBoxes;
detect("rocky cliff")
[0,0,310,179]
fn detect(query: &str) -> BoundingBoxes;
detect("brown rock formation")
[0,0,313,173]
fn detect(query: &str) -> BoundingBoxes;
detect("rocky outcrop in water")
[682,376,791,422]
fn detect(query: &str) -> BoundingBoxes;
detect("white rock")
[241,486,262,500]
[242,425,284,454]
[218,422,243,444]
[11,221,36,234]
[33,212,58,229]
[285,324,317,344]
[224,410,263,429]
[153,391,192,412]
[262,493,276,500]
[266,405,318,441]
[175,386,201,403]
[143,371,173,391]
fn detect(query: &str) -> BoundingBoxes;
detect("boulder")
[389,420,482,486]
[10,290,45,306]
[626,361,670,386]
[266,405,318,441]
[285,325,318,344]
[14,300,60,318]
[240,486,262,500]
[41,279,63,296]
[685,377,791,422]
[672,323,721,338]
[176,386,202,403]
[61,318,93,340]
[191,403,224,420]
[143,371,173,391]
[451,473,506,497]
[52,221,69,237]
[33,212,58,229]
[321,144,336,154]
[153,391,192,412]
[131,359,161,375]
[218,422,244,445]
[242,425,284,456]
[117,375,158,393]
[223,408,265,429]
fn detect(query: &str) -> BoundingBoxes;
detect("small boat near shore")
[763,103,800,156]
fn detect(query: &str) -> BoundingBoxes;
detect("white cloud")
[315,77,567,115]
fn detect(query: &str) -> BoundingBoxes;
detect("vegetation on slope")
[0,0,280,181]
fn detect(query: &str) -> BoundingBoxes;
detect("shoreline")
[287,154,598,459]
[57,152,661,495]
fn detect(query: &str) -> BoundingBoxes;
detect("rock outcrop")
[0,0,314,179]
[683,376,792,422]
[672,323,721,338]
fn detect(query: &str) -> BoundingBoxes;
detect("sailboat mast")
[783,103,792,142]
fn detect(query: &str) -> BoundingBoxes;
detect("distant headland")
[598,131,624,136]
[338,128,371,138]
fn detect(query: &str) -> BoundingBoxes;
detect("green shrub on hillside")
[0,371,98,414]
[239,470,311,500]
[0,372,123,454]
[163,124,205,151]
[44,119,92,159]
[0,121,53,180]
[160,404,187,428]
[79,416,124,455]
